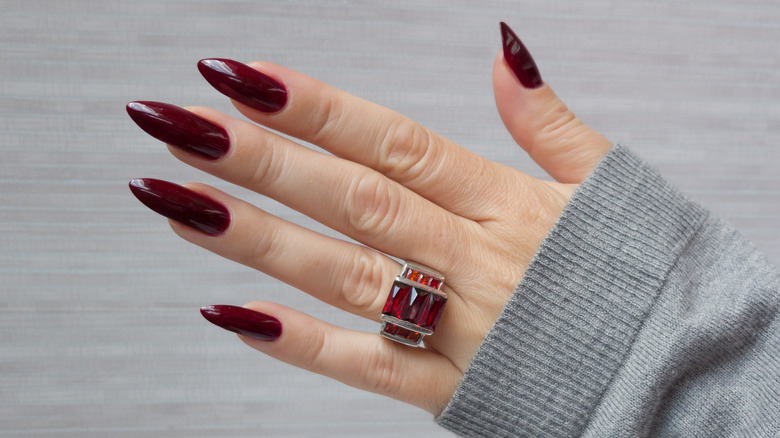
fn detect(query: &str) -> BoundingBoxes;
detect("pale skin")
[164,53,612,415]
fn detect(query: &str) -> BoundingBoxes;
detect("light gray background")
[2,0,778,437]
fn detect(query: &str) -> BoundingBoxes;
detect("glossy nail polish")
[200,305,282,341]
[198,58,287,113]
[126,101,230,160]
[128,178,230,235]
[500,22,543,89]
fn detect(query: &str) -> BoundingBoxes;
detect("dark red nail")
[128,178,230,235]
[126,101,230,160]
[500,22,543,89]
[200,305,282,341]
[198,58,287,113]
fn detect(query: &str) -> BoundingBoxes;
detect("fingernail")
[198,58,287,113]
[200,305,282,341]
[126,101,230,160]
[500,22,543,89]
[128,178,230,235]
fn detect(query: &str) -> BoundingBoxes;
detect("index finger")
[197,58,524,220]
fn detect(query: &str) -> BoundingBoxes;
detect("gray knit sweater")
[437,146,780,437]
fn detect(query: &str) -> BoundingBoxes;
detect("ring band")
[379,261,446,347]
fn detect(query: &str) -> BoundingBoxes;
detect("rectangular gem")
[382,280,447,330]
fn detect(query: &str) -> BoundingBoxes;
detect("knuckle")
[247,223,285,263]
[535,102,582,147]
[377,118,436,184]
[361,341,403,396]
[246,139,285,191]
[339,251,387,312]
[345,172,400,238]
[299,324,330,374]
[309,92,346,144]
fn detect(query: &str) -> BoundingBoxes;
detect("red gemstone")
[407,288,428,320]
[382,280,447,330]
[382,323,422,344]
[381,283,407,318]
[413,292,434,325]
[427,278,442,289]
[427,296,445,329]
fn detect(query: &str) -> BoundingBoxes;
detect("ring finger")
[130,178,410,320]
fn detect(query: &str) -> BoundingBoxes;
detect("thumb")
[495,22,612,183]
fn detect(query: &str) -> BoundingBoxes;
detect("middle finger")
[197,59,514,220]
[129,101,472,266]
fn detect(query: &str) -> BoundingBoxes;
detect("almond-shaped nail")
[198,58,287,113]
[500,22,543,89]
[126,101,230,160]
[129,178,230,235]
[200,305,282,341]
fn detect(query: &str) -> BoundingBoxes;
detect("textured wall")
[1,0,778,436]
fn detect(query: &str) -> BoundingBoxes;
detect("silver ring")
[379,261,446,347]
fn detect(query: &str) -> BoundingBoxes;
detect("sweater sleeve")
[436,145,780,437]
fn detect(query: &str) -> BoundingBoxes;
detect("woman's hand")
[128,23,611,415]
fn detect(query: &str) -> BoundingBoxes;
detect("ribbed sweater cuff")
[437,145,707,437]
